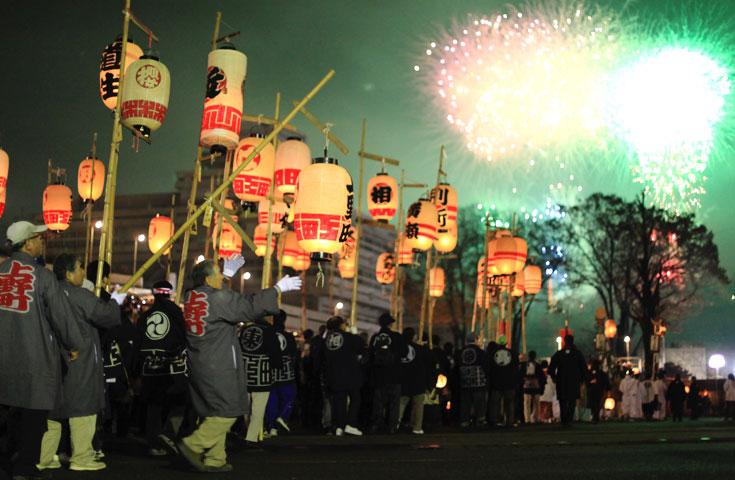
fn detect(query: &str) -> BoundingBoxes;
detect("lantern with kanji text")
[523,265,542,295]
[43,184,73,231]
[293,157,353,261]
[404,199,437,251]
[367,172,398,223]
[275,137,311,198]
[431,182,458,228]
[200,45,247,152]
[148,214,173,255]
[77,156,105,202]
[0,148,8,218]
[435,222,457,254]
[430,267,445,297]
[375,252,396,285]
[232,135,275,203]
[257,199,286,234]
[99,37,143,110]
[120,54,171,138]
[253,224,276,257]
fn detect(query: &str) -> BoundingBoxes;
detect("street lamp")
[624,335,631,358]
[240,271,251,292]
[334,301,344,316]
[555,336,562,351]
[709,354,726,379]
[133,234,146,275]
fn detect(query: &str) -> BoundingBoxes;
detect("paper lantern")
[77,157,105,202]
[293,157,353,260]
[0,148,8,218]
[340,226,358,261]
[375,252,396,285]
[232,136,275,203]
[396,232,413,265]
[278,230,299,267]
[491,235,527,275]
[436,374,448,389]
[367,172,398,222]
[99,37,143,110]
[511,268,525,297]
[148,214,173,255]
[430,267,445,298]
[475,282,491,308]
[604,397,616,411]
[523,265,542,295]
[292,250,311,272]
[405,199,437,251]
[253,224,276,257]
[604,320,618,339]
[338,257,355,279]
[275,137,311,196]
[435,222,457,253]
[200,46,247,152]
[257,199,286,234]
[120,54,171,138]
[42,185,72,231]
[217,222,242,258]
[431,182,458,228]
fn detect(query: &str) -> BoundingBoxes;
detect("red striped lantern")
[367,173,398,223]
[490,232,527,275]
[0,148,8,218]
[405,199,437,251]
[375,252,396,284]
[257,199,287,234]
[77,156,105,202]
[430,267,445,298]
[523,265,542,295]
[42,185,72,231]
[200,46,247,152]
[217,222,242,258]
[120,54,171,138]
[278,230,299,267]
[431,183,458,227]
[148,214,173,255]
[396,233,413,265]
[233,136,275,203]
[435,222,457,253]
[275,137,311,196]
[293,157,353,260]
[99,37,143,110]
[253,224,276,257]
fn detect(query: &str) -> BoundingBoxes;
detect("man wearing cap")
[134,280,187,456]
[177,255,301,473]
[0,221,85,479]
[368,312,407,434]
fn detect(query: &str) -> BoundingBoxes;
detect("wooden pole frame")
[261,92,281,289]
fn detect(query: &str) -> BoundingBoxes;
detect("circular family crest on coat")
[326,332,344,351]
[461,347,477,365]
[277,332,287,352]
[240,325,264,352]
[493,348,512,367]
[402,344,416,364]
[145,311,170,340]
[373,332,392,348]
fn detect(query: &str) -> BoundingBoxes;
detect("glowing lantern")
[396,233,414,265]
[375,252,396,285]
[429,267,445,298]
[120,54,171,138]
[293,157,353,260]
[292,250,311,272]
[0,148,8,218]
[253,224,276,257]
[232,136,275,203]
[257,199,286,234]
[604,397,616,411]
[217,222,242,258]
[523,265,542,295]
[338,257,355,279]
[436,374,448,389]
[99,37,143,110]
[491,234,527,275]
[367,172,398,222]
[475,282,491,308]
[278,230,299,267]
[604,320,618,339]
[42,185,72,231]
[431,183,458,249]
[340,226,358,261]
[275,137,311,196]
[148,214,173,255]
[435,222,458,253]
[405,199,437,251]
[77,157,105,202]
[511,268,525,297]
[200,46,247,152]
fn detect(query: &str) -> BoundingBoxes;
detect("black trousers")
[588,393,603,423]
[671,401,684,421]
[559,399,576,425]
[11,407,48,476]
[460,389,487,425]
[330,388,361,430]
[371,384,401,431]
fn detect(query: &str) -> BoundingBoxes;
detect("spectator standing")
[585,359,610,424]
[667,374,686,422]
[368,313,407,434]
[723,374,735,421]
[548,335,587,426]
[520,351,545,424]
[458,334,488,428]
[488,336,519,427]
[398,328,432,434]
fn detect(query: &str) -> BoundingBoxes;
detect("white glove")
[110,291,127,306]
[275,275,302,293]
[223,254,245,278]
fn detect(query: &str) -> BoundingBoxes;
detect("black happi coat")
[239,319,282,393]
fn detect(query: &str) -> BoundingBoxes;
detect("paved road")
[30,421,735,479]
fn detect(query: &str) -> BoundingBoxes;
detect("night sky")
[0,1,732,359]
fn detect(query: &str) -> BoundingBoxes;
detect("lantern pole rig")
[82,132,98,267]
[211,150,233,265]
[290,102,350,156]
[261,92,281,290]
[119,69,336,292]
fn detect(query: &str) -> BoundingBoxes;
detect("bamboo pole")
[83,133,98,267]
[348,119,367,330]
[261,92,281,289]
[391,169,405,319]
[521,292,527,354]
[291,102,350,155]
[300,270,307,331]
[175,147,203,303]
[212,150,232,264]
[428,298,436,348]
[166,194,176,278]
[203,174,215,258]
[211,200,256,253]
[120,70,335,291]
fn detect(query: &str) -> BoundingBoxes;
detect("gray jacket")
[184,285,279,418]
[0,252,84,410]
[52,282,120,418]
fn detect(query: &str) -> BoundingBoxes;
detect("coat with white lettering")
[52,282,120,418]
[0,252,84,410]
[273,327,297,387]
[239,319,282,392]
[184,285,279,417]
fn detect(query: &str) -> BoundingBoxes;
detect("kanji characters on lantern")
[293,157,353,260]
[404,199,437,251]
[77,156,105,202]
[232,135,275,203]
[257,199,287,234]
[0,148,8,218]
[429,267,445,297]
[42,184,72,231]
[523,265,542,295]
[120,54,171,138]
[148,214,173,255]
[367,173,398,223]
[274,137,311,198]
[431,183,458,227]
[375,252,396,284]
[99,37,143,110]
[253,224,276,257]
[200,45,247,152]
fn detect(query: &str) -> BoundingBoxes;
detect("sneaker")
[93,450,105,460]
[412,429,425,435]
[335,428,344,436]
[69,460,107,471]
[148,447,168,457]
[275,417,291,433]
[344,425,363,436]
[177,440,205,472]
[270,428,278,436]
[37,454,62,470]
[158,434,178,454]
[203,463,233,473]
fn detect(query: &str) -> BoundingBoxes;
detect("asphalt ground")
[11,420,735,480]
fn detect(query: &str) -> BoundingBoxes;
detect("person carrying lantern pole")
[177,255,301,473]
[0,221,85,479]
[38,254,124,472]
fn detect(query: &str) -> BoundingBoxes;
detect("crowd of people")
[1,220,734,478]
